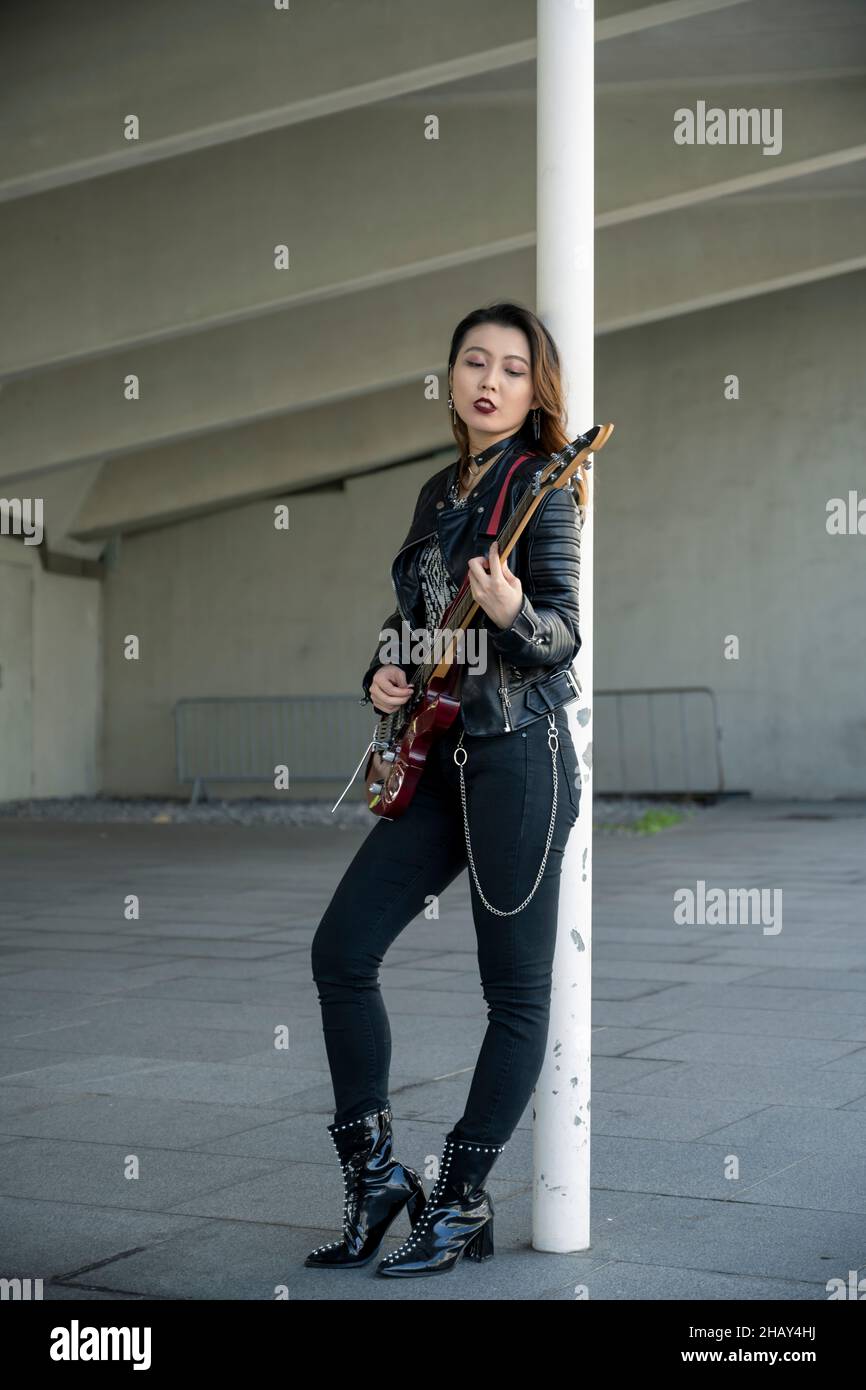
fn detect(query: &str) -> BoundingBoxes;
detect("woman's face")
[450,322,539,453]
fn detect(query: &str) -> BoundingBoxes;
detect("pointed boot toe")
[377,1131,504,1278]
[305,1104,427,1269]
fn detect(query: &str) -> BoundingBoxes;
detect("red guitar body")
[363,662,463,819]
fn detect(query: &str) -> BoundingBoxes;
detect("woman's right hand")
[370,665,413,714]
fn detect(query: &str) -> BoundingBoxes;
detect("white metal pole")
[532,0,594,1253]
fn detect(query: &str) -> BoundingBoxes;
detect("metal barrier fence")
[174,695,375,802]
[175,686,724,802]
[594,685,724,796]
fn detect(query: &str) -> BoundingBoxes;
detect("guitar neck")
[446,476,555,639]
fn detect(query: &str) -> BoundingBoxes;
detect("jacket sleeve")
[487,484,581,669]
[359,607,414,708]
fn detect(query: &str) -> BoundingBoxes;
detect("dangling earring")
[447,389,456,424]
[532,407,541,440]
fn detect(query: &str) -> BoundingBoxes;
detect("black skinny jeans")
[310,702,581,1146]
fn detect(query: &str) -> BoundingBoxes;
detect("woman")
[307,302,584,1279]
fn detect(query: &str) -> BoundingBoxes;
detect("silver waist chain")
[452,710,559,916]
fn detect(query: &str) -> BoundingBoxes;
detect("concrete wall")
[594,270,865,799]
[99,449,444,799]
[0,539,102,798]
[99,268,866,800]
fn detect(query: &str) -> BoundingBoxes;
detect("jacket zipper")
[390,530,436,623]
[497,653,513,732]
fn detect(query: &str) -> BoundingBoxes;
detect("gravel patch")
[0,794,708,832]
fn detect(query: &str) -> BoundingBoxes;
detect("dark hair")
[446,301,588,510]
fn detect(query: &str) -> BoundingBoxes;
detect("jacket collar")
[443,429,532,509]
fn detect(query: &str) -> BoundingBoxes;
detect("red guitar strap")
[482,451,533,537]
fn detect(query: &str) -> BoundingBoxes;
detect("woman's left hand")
[467,540,523,631]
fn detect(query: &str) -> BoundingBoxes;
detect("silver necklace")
[455,450,501,502]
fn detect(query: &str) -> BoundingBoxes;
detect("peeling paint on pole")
[532,0,595,1253]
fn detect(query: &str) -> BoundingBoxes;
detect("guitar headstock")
[537,421,615,492]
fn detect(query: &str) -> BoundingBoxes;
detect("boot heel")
[464,1217,494,1262]
[406,1183,427,1227]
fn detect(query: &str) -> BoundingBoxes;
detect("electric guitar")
[333,422,614,819]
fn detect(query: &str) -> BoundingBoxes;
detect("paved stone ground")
[0,798,864,1301]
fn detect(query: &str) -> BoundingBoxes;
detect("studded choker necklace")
[465,430,525,473]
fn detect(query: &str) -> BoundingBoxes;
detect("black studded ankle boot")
[375,1128,504,1278]
[305,1104,427,1269]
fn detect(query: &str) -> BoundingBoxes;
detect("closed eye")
[466,358,525,377]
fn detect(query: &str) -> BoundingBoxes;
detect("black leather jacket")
[360,432,582,736]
